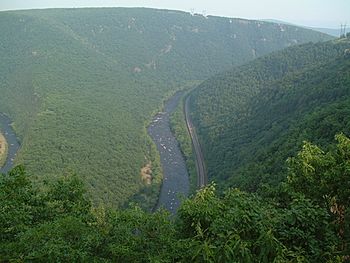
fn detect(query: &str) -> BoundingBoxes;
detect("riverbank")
[169,92,197,194]
[0,132,8,167]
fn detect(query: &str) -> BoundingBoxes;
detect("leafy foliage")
[2,135,349,263]
[287,134,350,254]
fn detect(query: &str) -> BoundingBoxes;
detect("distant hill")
[308,27,343,37]
[190,38,350,191]
[261,19,344,37]
[0,8,332,206]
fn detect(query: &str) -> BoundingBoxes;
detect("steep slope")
[191,38,350,191]
[0,8,332,206]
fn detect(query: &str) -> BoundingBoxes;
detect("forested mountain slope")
[0,8,331,206]
[191,38,350,191]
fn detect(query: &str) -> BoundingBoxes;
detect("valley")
[0,7,331,206]
[0,5,349,261]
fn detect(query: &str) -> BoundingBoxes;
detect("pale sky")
[0,0,349,28]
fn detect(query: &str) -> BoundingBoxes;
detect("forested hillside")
[191,38,350,192]
[0,8,331,206]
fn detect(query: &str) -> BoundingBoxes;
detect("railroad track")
[184,95,207,188]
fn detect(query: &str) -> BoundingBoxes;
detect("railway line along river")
[148,92,190,214]
[0,113,20,174]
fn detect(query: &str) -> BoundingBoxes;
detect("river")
[148,92,190,214]
[1,95,190,212]
[0,113,20,174]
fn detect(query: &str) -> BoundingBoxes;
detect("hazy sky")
[0,0,348,28]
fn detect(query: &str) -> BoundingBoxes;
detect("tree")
[287,133,350,255]
[177,184,291,262]
[0,166,36,242]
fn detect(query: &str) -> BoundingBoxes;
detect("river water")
[148,92,190,214]
[0,113,20,174]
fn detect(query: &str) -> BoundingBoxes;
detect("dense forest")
[0,8,331,206]
[1,133,349,261]
[191,37,350,192]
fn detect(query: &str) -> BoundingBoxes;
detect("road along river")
[148,92,190,214]
[0,113,20,174]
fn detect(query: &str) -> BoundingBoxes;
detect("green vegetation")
[0,8,330,206]
[1,134,349,261]
[191,39,350,192]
